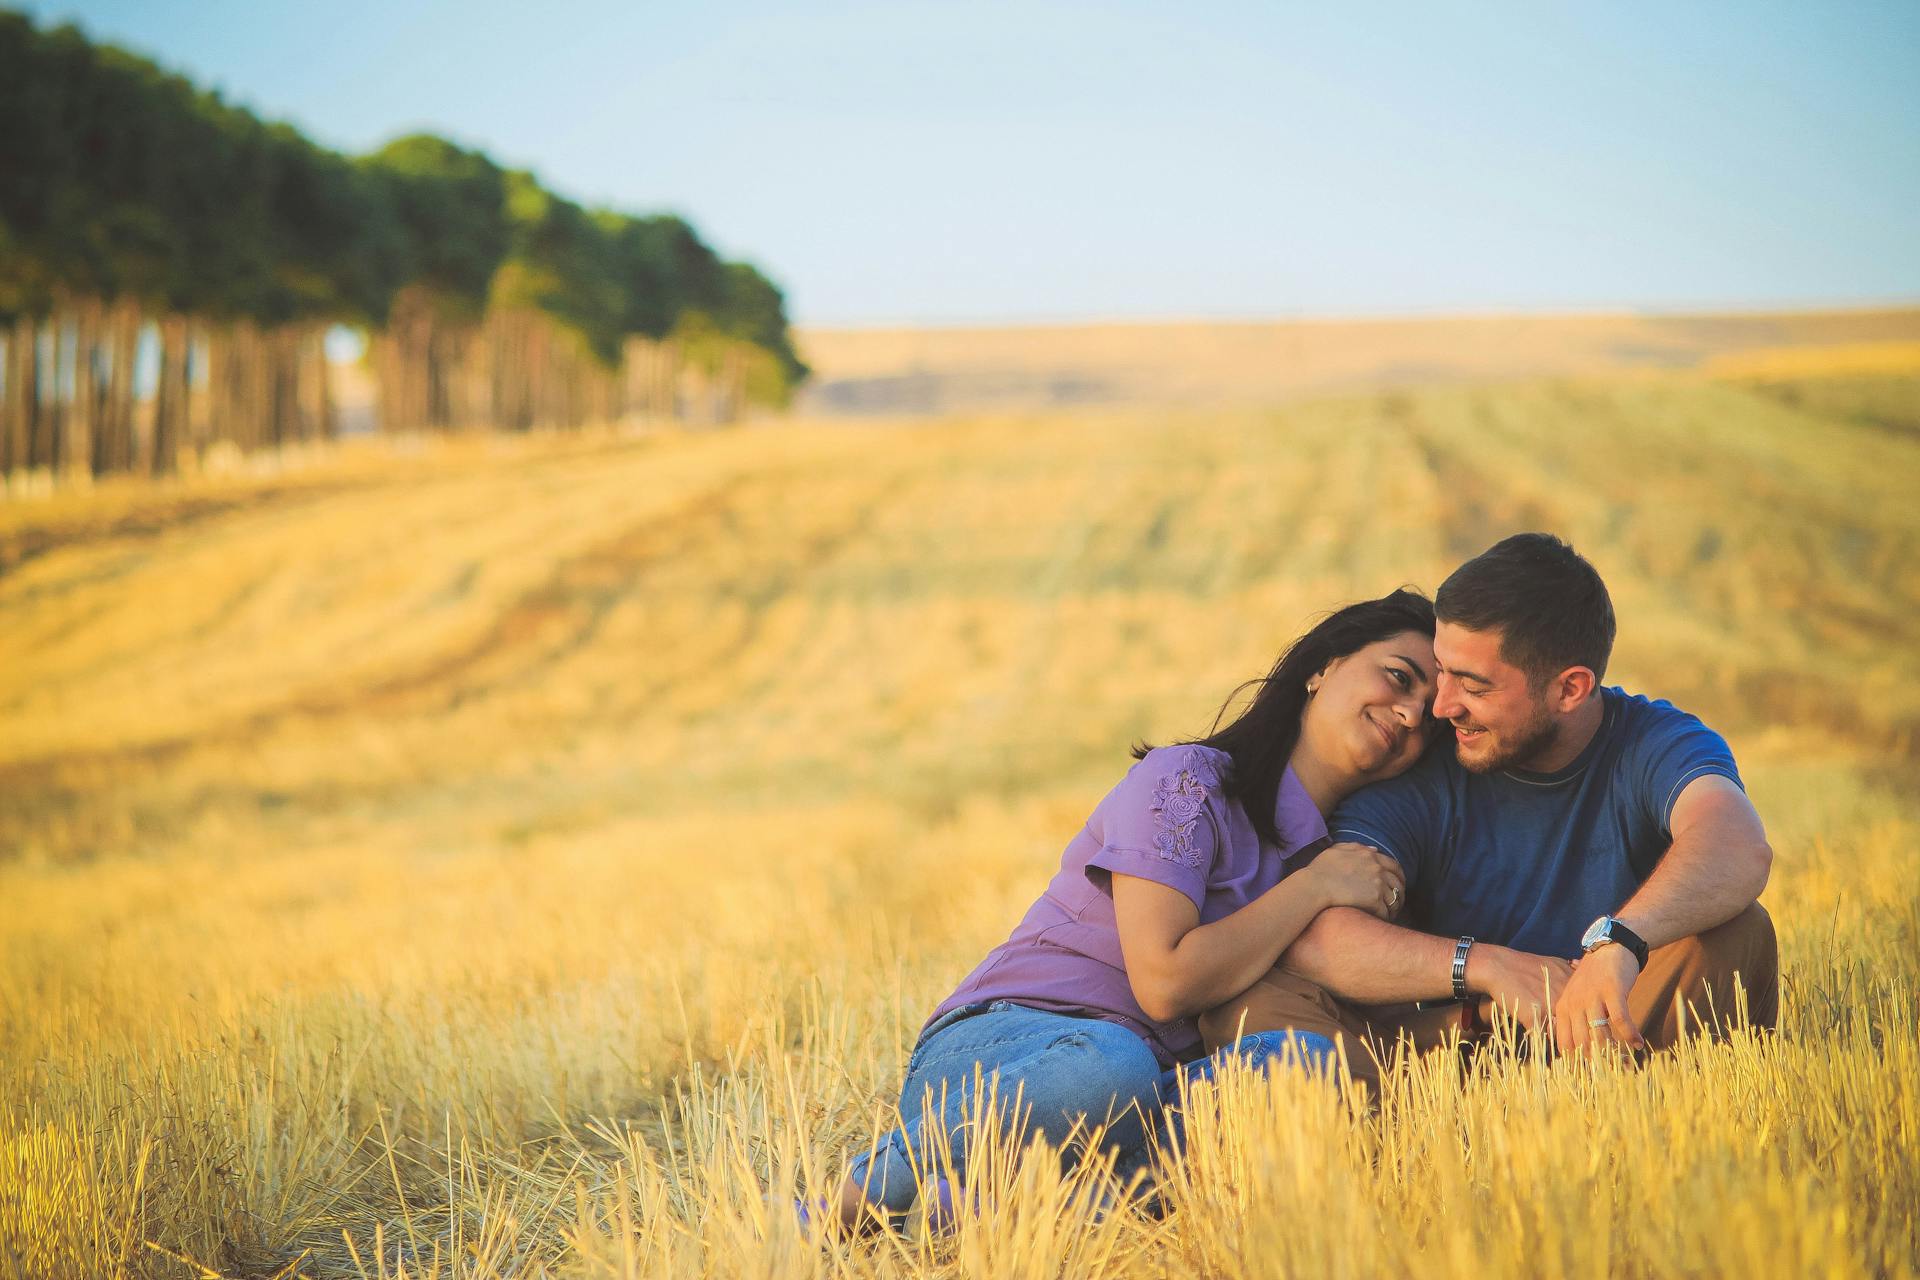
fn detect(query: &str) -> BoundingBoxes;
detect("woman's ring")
[1387,887,1399,907]
[1588,1017,1612,1029]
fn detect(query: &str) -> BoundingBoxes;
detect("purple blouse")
[924,744,1329,1067]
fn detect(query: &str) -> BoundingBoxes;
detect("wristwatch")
[1580,916,1649,969]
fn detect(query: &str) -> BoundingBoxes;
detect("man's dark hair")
[1436,533,1615,684]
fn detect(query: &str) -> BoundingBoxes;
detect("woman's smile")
[1366,712,1398,752]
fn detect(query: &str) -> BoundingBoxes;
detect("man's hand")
[1465,944,1575,1031]
[1553,944,1645,1054]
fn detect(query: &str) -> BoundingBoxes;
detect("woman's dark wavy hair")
[1134,587,1439,848]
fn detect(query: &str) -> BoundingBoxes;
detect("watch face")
[1580,917,1610,951]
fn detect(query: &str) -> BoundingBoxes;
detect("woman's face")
[1301,630,1438,784]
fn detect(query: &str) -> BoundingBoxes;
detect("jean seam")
[906,1001,1004,1075]
[909,1023,1082,1085]
[906,1012,1053,1098]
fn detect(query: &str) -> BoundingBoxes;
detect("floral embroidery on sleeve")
[1151,757,1218,869]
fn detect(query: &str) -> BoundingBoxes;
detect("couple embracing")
[813,533,1777,1233]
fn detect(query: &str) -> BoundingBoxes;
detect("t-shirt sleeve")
[1328,767,1441,890]
[1084,747,1221,912]
[1626,701,1744,835]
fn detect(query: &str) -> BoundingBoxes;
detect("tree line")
[0,12,808,486]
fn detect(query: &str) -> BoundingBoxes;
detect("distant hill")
[795,307,1920,415]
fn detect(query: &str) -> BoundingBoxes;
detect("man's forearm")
[1278,907,1457,1003]
[1614,841,1768,949]
[1615,777,1772,950]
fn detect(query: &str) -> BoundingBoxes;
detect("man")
[1200,533,1777,1081]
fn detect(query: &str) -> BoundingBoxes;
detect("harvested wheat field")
[3,362,1919,1277]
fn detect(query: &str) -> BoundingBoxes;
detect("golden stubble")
[2,366,1917,1278]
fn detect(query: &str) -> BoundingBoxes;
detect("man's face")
[1431,622,1559,773]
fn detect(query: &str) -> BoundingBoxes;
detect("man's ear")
[1548,665,1597,711]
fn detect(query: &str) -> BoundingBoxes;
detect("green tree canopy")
[0,12,805,395]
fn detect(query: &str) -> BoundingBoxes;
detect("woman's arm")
[1112,843,1404,1023]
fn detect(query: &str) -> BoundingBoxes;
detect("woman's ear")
[1306,657,1338,696]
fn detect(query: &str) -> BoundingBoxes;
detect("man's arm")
[1556,774,1772,1052]
[1614,774,1771,947]
[1279,910,1451,1001]
[1279,907,1573,1026]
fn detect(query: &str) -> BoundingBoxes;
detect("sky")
[18,0,1920,327]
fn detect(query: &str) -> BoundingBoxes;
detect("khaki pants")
[1198,904,1779,1091]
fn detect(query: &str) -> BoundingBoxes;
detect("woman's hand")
[1111,843,1408,1023]
[1306,842,1406,919]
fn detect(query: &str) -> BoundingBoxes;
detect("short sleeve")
[1084,746,1222,912]
[1328,758,1444,890]
[1625,700,1743,835]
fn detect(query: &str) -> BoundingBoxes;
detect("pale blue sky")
[19,1,1920,326]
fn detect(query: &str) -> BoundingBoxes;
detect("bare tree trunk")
[230,318,263,453]
[497,311,528,430]
[186,323,211,461]
[202,323,227,455]
[28,310,65,470]
[484,312,507,429]
[152,314,190,475]
[528,316,551,430]
[374,288,439,434]
[0,326,10,478]
[95,302,137,475]
[280,327,305,443]
[659,340,681,422]
[250,320,272,451]
[375,323,398,433]
[314,328,336,438]
[426,324,448,429]
[451,319,482,430]
[244,319,265,450]
[112,305,140,473]
[620,337,644,424]
[3,314,38,477]
[718,345,745,425]
[561,342,577,427]
[678,358,707,426]
[263,326,288,447]
[64,299,101,482]
[599,352,619,425]
[293,326,326,441]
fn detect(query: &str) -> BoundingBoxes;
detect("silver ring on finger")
[1386,887,1400,908]
[1587,1016,1612,1029]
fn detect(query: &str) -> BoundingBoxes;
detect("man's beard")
[1455,703,1561,774]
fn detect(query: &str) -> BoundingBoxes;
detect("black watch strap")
[1608,920,1650,969]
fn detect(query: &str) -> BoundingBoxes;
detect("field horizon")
[794,304,1920,418]
[2,353,1918,1277]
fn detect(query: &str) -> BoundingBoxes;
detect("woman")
[816,588,1440,1233]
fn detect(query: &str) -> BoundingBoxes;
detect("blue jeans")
[845,1001,1336,1213]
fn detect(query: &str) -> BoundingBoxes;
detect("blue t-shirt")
[1330,687,1742,959]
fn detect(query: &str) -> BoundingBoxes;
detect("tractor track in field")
[0,432,663,596]
[0,478,395,587]
[0,458,909,847]
[0,478,753,802]
[597,464,918,732]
